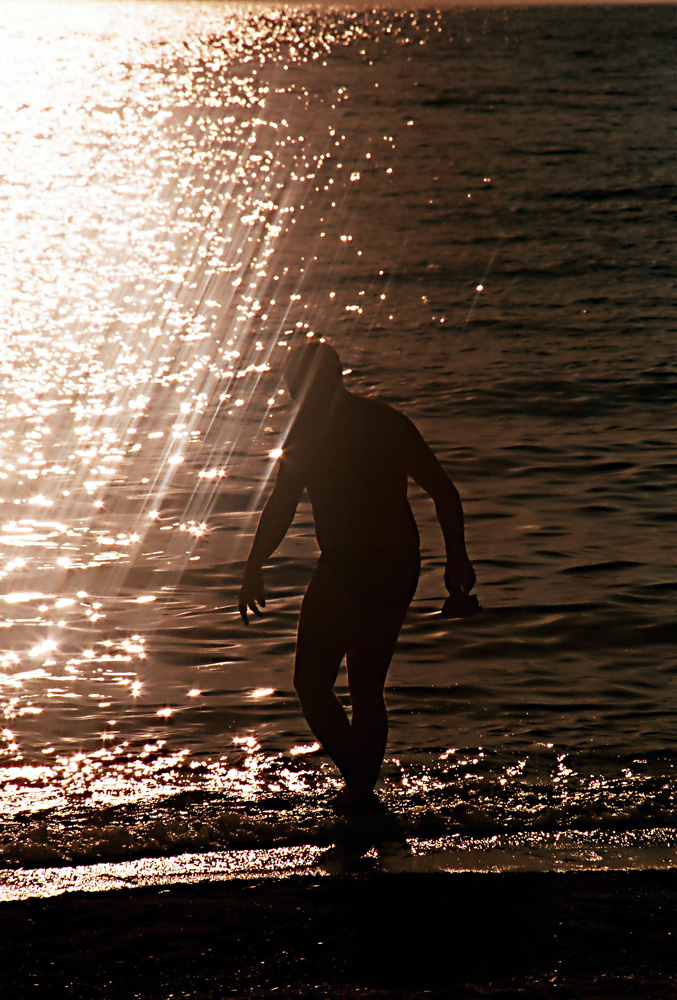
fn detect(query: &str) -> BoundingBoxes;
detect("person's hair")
[283,340,342,394]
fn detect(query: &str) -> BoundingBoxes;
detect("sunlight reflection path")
[0,2,441,798]
[0,0,420,795]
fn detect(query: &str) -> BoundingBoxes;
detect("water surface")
[1,1,676,871]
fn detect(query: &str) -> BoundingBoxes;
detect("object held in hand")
[441,589,481,619]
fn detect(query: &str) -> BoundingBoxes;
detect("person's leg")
[294,552,417,804]
[345,603,409,800]
[293,560,360,789]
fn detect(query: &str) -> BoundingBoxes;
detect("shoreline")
[2,868,677,998]
[2,828,677,902]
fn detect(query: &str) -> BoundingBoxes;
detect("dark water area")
[0,1,676,878]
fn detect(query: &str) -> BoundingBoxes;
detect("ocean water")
[1,0,676,881]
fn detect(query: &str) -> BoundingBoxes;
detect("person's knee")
[350,690,386,723]
[347,656,390,708]
[293,663,332,705]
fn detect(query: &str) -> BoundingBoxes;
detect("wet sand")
[2,869,677,998]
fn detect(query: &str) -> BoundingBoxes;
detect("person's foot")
[330,787,385,818]
[441,588,481,619]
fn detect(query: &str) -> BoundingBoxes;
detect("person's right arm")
[238,459,304,623]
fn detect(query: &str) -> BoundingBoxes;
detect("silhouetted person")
[238,341,476,813]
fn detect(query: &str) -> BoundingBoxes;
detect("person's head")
[283,339,343,402]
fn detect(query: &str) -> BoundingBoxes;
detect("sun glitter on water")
[1,0,378,783]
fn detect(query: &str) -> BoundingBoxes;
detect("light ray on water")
[1,2,412,793]
[0,1,358,600]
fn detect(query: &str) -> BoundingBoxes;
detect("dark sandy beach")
[2,869,677,998]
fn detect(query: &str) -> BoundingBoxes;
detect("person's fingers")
[239,579,266,624]
[239,592,253,624]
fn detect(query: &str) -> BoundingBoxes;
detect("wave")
[3,750,677,869]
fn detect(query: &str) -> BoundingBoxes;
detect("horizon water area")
[1,0,676,902]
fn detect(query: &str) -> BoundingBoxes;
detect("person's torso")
[286,392,419,552]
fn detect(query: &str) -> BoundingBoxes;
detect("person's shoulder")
[350,391,409,424]
[348,392,419,447]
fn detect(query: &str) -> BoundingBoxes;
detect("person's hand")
[444,551,476,596]
[238,564,266,624]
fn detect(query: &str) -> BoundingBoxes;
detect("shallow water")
[1,1,676,871]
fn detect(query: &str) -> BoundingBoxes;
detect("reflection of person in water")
[238,340,476,814]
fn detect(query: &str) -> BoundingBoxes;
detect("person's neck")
[293,382,347,441]
[298,380,347,414]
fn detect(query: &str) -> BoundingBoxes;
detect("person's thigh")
[343,549,418,701]
[294,560,361,694]
[345,602,410,703]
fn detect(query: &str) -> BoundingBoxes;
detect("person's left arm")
[404,417,476,596]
